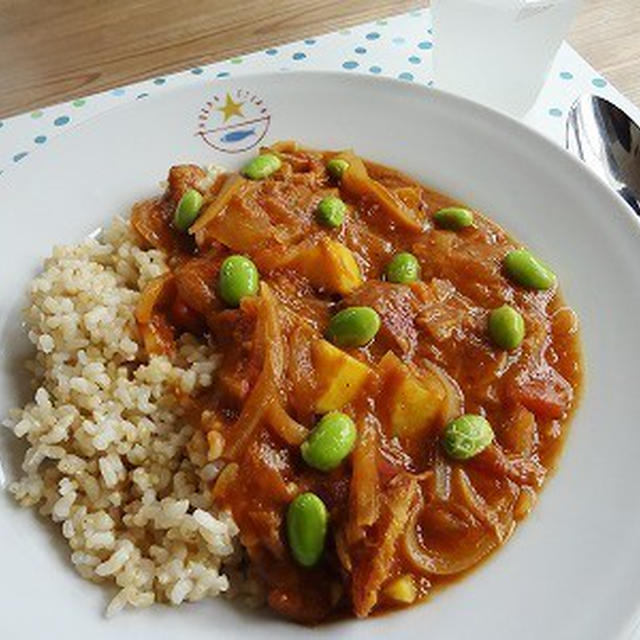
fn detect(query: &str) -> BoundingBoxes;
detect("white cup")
[432,0,582,117]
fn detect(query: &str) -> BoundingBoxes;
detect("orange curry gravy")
[131,142,582,623]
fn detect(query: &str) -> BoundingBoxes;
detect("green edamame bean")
[316,196,347,228]
[488,304,525,350]
[174,189,203,231]
[326,306,381,348]
[442,414,494,460]
[287,492,328,567]
[242,153,282,180]
[433,206,474,230]
[503,249,556,290]
[218,255,259,307]
[301,412,357,472]
[326,158,349,180]
[385,252,421,284]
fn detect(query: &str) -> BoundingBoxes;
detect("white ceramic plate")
[2,72,640,640]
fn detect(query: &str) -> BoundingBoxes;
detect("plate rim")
[1,69,638,230]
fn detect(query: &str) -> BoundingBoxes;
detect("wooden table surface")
[0,0,638,118]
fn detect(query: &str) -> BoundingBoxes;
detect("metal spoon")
[566,95,640,215]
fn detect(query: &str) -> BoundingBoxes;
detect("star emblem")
[216,92,245,122]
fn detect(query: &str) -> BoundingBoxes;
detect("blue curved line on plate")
[220,129,256,143]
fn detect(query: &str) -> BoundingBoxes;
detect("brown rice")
[3,216,240,616]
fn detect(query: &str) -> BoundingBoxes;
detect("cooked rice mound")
[4,217,239,616]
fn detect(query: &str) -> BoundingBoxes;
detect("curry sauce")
[131,142,582,623]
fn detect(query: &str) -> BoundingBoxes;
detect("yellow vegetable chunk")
[383,575,417,604]
[312,340,372,412]
[286,237,363,295]
[378,352,446,438]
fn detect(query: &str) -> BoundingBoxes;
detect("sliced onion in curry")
[420,357,464,424]
[223,283,287,460]
[402,502,501,576]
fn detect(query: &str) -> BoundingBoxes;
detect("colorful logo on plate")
[197,89,271,153]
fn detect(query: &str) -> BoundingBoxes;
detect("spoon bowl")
[566,94,640,214]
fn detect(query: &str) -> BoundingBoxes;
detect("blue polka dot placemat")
[1,8,638,175]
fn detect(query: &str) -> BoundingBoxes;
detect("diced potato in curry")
[382,575,417,604]
[280,237,363,295]
[377,351,447,438]
[312,339,373,413]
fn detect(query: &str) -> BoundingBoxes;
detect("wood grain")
[0,0,638,118]
[569,0,640,106]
